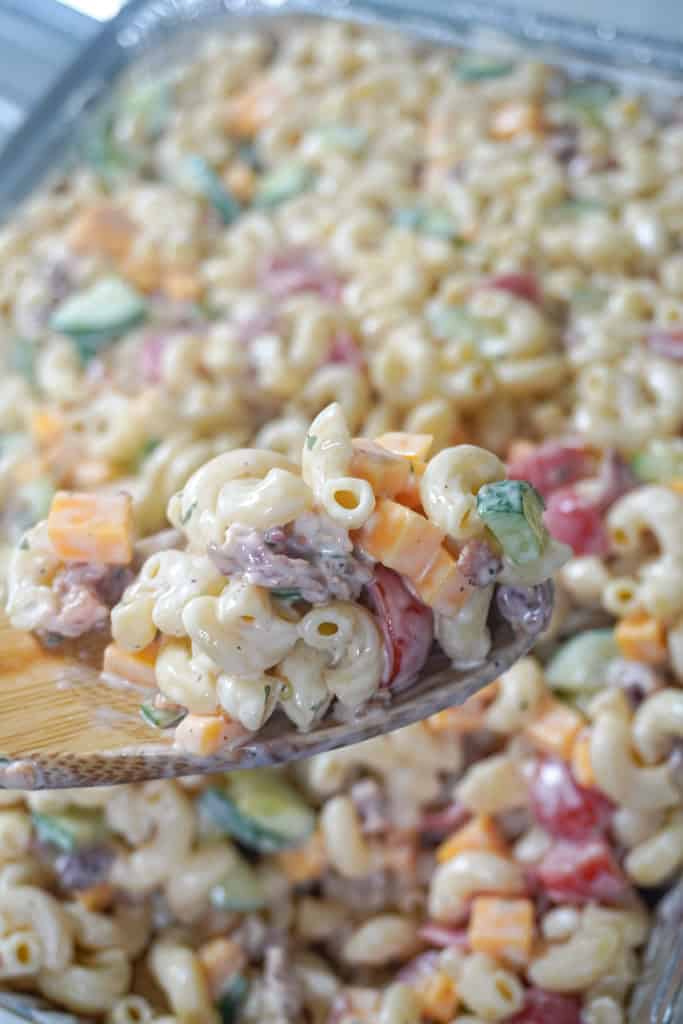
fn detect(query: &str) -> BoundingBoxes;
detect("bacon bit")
[484,273,542,306]
[646,328,683,362]
[328,330,366,369]
[260,247,343,302]
[418,923,470,949]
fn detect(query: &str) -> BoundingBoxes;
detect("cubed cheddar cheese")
[524,696,583,761]
[69,203,136,262]
[162,268,204,303]
[394,461,427,513]
[615,613,668,666]
[197,937,247,1000]
[0,627,41,673]
[226,77,281,137]
[353,499,444,581]
[468,897,535,964]
[571,727,596,788]
[413,546,470,615]
[174,713,247,757]
[277,828,328,883]
[103,642,158,687]
[47,491,134,565]
[416,970,460,1022]
[669,479,683,496]
[437,814,508,864]
[350,439,411,498]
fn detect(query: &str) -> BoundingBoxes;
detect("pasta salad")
[1,16,683,1024]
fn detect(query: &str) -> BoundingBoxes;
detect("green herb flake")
[393,205,461,242]
[181,499,198,525]
[19,537,29,551]
[565,79,617,119]
[306,434,317,450]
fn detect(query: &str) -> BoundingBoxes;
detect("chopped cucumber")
[393,206,461,242]
[122,77,170,140]
[477,479,548,565]
[546,629,618,693]
[565,80,617,118]
[217,974,249,1024]
[210,856,267,911]
[8,338,36,383]
[454,55,516,81]
[199,769,315,852]
[51,277,146,362]
[316,123,368,153]
[572,285,608,312]
[631,439,683,483]
[140,700,187,730]
[254,164,314,207]
[179,155,241,225]
[32,809,108,853]
[427,303,484,342]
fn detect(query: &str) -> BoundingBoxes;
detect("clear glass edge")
[1,1,683,1019]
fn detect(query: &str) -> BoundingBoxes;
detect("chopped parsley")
[180,499,198,525]
[306,434,318,450]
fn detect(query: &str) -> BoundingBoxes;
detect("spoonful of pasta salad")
[1,403,566,789]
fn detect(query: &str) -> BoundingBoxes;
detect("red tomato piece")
[543,487,609,556]
[530,758,613,840]
[508,989,582,1024]
[365,565,434,688]
[534,838,630,905]
[647,329,683,362]
[485,272,542,305]
[507,441,594,499]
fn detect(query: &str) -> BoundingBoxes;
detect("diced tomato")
[507,989,581,1024]
[328,330,366,369]
[507,441,595,499]
[260,247,343,302]
[647,329,683,362]
[529,758,613,840]
[365,566,434,688]
[533,838,630,905]
[484,272,542,305]
[417,923,470,949]
[543,486,608,556]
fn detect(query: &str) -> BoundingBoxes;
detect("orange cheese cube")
[491,101,543,140]
[47,491,134,565]
[437,814,508,864]
[120,252,163,293]
[174,713,247,757]
[571,727,596,787]
[31,409,65,448]
[524,696,583,761]
[417,971,460,1022]
[669,479,683,496]
[0,627,41,673]
[393,461,427,512]
[163,268,204,303]
[353,499,444,582]
[103,642,158,687]
[277,828,328,883]
[226,77,281,137]
[198,938,247,1000]
[468,897,535,964]
[350,439,411,498]
[413,546,470,615]
[615,613,668,666]
[224,162,256,203]
[376,432,434,461]
[69,203,136,262]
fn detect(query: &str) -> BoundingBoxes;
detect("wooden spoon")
[0,583,552,789]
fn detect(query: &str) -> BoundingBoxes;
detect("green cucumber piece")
[254,164,315,208]
[546,629,618,693]
[477,479,548,565]
[51,277,146,361]
[316,123,368,153]
[393,206,461,241]
[631,439,683,483]
[210,856,267,911]
[565,80,617,118]
[32,809,108,853]
[199,769,315,852]
[217,974,249,1023]
[140,700,187,730]
[454,55,516,81]
[180,155,241,225]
